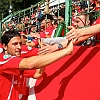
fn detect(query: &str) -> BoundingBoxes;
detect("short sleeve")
[0,57,23,75]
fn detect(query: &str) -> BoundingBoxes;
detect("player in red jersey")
[0,30,73,100]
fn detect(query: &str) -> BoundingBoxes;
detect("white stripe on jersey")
[0,56,16,65]
[7,75,14,100]
[26,78,37,100]
[21,51,28,54]
[0,48,3,53]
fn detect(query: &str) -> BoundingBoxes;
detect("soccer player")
[0,30,73,100]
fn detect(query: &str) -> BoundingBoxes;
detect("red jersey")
[0,43,3,53]
[0,47,39,100]
[0,43,2,48]
[21,44,38,56]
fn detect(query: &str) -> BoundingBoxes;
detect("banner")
[35,46,100,100]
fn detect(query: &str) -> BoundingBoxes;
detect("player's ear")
[2,44,7,51]
[87,20,90,26]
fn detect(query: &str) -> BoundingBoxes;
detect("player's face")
[4,36,22,57]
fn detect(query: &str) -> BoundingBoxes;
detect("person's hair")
[1,30,21,46]
[55,8,65,20]
[40,14,53,22]
[54,19,58,24]
[76,11,94,26]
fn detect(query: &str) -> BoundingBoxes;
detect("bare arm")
[19,40,73,70]
[74,34,93,44]
[38,39,69,55]
[66,24,100,41]
[80,24,100,36]
[32,38,45,79]
[34,39,68,78]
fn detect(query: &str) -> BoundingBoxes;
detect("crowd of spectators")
[1,0,100,99]
[1,0,100,48]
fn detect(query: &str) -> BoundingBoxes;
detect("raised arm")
[19,40,73,70]
[38,39,69,55]
[66,24,100,41]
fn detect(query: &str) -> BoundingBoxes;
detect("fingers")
[65,40,73,55]
[66,26,76,40]
[38,45,49,55]
[66,32,75,40]
[67,26,74,30]
[38,45,47,51]
[72,38,78,43]
[66,26,80,42]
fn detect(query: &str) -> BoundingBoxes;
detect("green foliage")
[0,0,41,20]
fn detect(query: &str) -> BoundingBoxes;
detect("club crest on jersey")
[3,54,11,59]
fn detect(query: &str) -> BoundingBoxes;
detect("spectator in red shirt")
[39,14,54,38]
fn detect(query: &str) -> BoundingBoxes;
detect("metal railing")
[0,0,45,36]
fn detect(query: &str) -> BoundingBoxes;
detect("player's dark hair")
[1,30,21,46]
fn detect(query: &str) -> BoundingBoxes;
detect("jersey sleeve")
[0,57,22,75]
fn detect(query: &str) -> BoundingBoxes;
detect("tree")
[0,0,41,20]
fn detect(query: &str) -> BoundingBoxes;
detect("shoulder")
[0,43,3,53]
[0,54,22,65]
[0,53,5,61]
